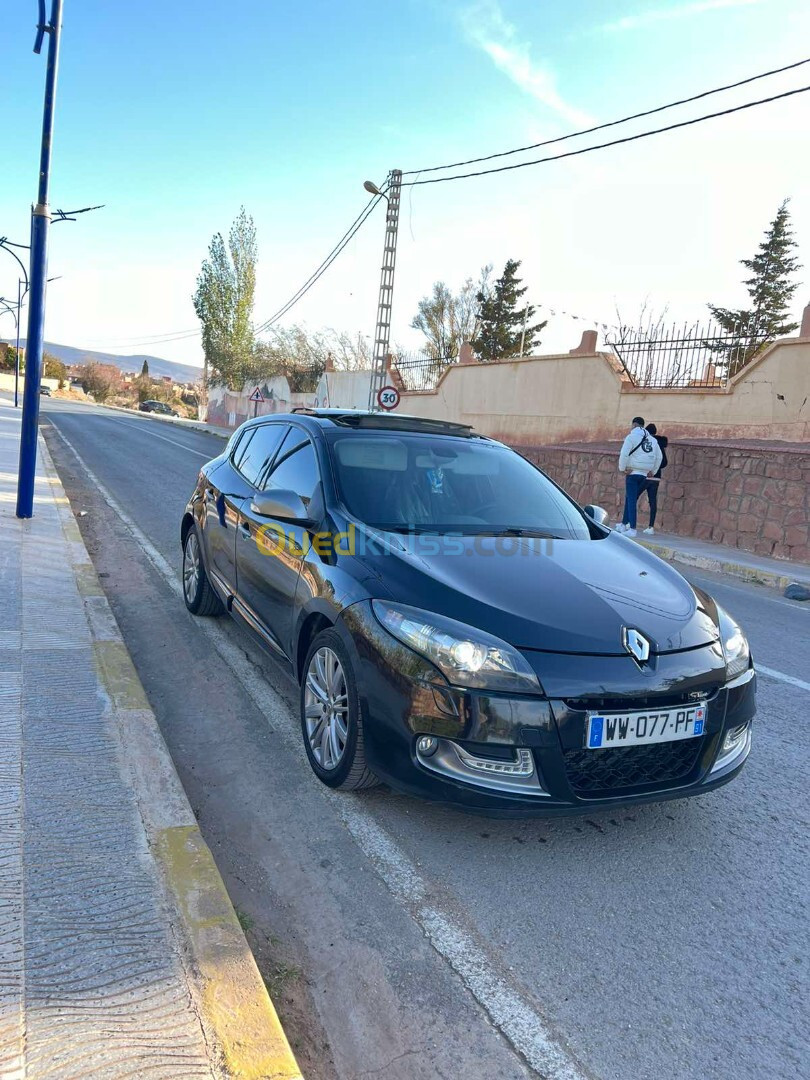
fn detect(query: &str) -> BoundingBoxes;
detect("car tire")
[300,628,379,791]
[182,527,223,616]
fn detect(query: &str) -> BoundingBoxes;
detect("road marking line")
[50,422,588,1080]
[103,416,212,458]
[756,665,810,693]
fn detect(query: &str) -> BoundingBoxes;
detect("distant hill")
[5,340,203,384]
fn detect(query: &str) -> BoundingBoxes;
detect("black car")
[181,410,755,815]
[140,399,178,416]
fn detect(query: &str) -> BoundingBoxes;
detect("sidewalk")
[0,401,301,1078]
[637,531,810,591]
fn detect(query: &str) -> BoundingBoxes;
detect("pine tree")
[708,199,802,375]
[140,359,149,377]
[472,259,546,361]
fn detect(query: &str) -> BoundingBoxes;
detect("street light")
[363,180,387,199]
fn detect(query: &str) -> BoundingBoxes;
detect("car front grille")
[563,738,704,795]
[562,689,718,713]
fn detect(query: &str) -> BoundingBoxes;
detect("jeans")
[642,478,659,527]
[622,473,646,529]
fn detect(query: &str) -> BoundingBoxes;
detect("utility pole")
[366,169,402,411]
[17,0,64,518]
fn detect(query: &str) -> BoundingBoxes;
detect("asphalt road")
[38,396,810,1080]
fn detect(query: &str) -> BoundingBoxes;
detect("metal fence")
[605,321,771,389]
[392,352,456,392]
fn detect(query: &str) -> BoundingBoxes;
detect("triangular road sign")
[248,386,264,403]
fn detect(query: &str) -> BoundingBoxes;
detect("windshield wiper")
[369,523,446,534]
[487,527,565,539]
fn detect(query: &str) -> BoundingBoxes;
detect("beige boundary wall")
[395,337,810,445]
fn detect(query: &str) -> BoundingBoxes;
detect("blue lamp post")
[16,0,64,518]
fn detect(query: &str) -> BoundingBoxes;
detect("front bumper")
[338,603,756,816]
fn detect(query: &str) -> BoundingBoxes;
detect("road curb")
[638,539,803,591]
[39,434,303,1080]
[58,396,231,437]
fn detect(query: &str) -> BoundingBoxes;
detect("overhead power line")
[254,193,383,334]
[403,56,810,176]
[402,84,810,186]
[84,194,385,351]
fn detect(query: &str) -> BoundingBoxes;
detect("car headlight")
[371,600,542,694]
[717,606,751,680]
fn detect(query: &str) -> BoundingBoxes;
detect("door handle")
[239,521,252,540]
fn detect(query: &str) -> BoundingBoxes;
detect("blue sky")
[2,0,808,366]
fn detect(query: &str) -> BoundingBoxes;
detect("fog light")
[722,724,748,754]
[416,735,438,757]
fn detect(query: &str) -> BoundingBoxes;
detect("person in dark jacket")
[641,423,668,533]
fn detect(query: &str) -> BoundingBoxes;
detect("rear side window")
[263,430,319,507]
[235,424,287,487]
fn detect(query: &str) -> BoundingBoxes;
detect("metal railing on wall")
[605,320,772,389]
[392,352,457,391]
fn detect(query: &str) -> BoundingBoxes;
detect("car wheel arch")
[296,611,334,683]
[180,511,195,549]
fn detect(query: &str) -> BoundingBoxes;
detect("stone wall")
[523,440,810,563]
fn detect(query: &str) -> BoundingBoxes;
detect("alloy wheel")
[183,531,200,603]
[304,647,349,770]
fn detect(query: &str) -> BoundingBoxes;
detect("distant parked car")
[39,385,52,396]
[139,399,178,416]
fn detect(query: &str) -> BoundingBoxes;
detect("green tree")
[43,354,67,386]
[140,359,149,377]
[0,345,18,372]
[193,207,258,392]
[472,259,546,361]
[708,199,802,376]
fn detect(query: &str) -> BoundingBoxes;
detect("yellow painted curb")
[40,431,303,1079]
[156,826,303,1080]
[639,541,794,591]
[93,639,152,711]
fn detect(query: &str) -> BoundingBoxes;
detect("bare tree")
[78,362,123,403]
[324,330,371,371]
[411,265,493,360]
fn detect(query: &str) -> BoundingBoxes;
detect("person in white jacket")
[615,416,663,537]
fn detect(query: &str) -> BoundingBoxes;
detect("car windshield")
[329,432,593,539]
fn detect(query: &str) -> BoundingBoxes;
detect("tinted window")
[264,430,319,507]
[329,433,591,539]
[235,424,286,487]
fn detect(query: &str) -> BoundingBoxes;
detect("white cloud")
[602,0,763,33]
[459,1,594,126]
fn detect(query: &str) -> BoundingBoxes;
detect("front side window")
[234,424,286,488]
[329,433,591,539]
[264,430,320,507]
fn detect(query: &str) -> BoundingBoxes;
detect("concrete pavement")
[0,399,301,1079]
[39,395,810,1080]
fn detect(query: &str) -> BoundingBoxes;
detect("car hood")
[359,530,720,655]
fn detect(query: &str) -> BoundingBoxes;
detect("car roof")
[241,409,482,439]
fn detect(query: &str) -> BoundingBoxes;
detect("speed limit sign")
[377,385,400,411]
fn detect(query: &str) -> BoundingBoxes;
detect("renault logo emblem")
[623,627,651,664]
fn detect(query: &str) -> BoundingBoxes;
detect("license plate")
[586,704,706,749]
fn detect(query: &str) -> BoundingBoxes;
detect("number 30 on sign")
[377,385,400,411]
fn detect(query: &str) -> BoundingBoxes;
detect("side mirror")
[584,504,609,527]
[251,489,314,527]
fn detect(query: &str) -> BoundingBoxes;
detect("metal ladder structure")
[367,169,402,410]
